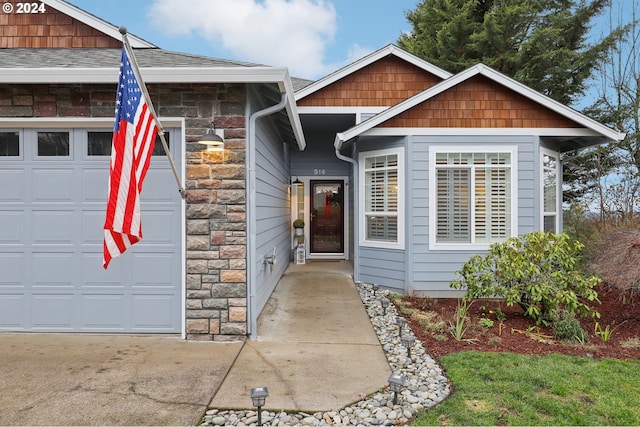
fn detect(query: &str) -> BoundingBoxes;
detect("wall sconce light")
[388,373,406,405]
[250,387,269,426]
[198,121,224,151]
[291,176,302,186]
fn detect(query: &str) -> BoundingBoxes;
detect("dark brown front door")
[310,180,344,253]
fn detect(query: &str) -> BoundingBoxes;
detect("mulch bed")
[400,284,640,361]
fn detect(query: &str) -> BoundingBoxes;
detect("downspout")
[334,138,360,281]
[247,92,288,340]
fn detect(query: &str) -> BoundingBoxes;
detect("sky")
[66,0,420,80]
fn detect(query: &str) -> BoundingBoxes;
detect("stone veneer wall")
[0,82,248,341]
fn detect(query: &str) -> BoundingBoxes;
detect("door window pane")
[37,132,69,156]
[0,132,19,156]
[87,132,113,156]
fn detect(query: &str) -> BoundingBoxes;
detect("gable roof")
[334,63,626,151]
[295,44,452,101]
[42,0,155,48]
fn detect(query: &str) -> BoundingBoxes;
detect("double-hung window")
[541,148,560,233]
[359,147,404,249]
[429,146,516,249]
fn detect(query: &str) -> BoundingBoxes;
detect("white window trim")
[359,147,405,250]
[540,147,560,233]
[429,145,518,251]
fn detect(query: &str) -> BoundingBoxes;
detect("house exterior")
[0,1,624,340]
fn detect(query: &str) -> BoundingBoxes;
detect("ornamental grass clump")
[451,231,601,325]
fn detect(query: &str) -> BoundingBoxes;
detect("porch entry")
[310,180,344,254]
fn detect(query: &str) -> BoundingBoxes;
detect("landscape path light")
[380,297,390,315]
[401,335,415,358]
[388,372,406,405]
[250,387,269,426]
[396,316,407,336]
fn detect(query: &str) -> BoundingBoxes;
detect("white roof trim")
[0,66,292,84]
[355,127,607,137]
[335,63,626,149]
[294,44,452,101]
[42,0,155,48]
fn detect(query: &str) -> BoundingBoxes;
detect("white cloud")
[148,0,337,79]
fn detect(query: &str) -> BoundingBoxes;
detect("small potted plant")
[293,219,305,236]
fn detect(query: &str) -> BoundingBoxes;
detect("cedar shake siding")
[0,5,121,48]
[381,75,580,129]
[297,55,444,107]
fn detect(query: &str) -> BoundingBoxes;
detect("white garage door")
[0,128,183,333]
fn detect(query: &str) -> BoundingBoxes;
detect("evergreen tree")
[398,0,621,105]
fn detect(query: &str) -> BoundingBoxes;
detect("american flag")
[103,47,158,269]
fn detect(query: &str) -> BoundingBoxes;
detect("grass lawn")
[413,351,640,426]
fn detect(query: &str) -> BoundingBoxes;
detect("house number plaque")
[313,169,326,175]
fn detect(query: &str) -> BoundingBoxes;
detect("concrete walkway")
[0,261,390,425]
[210,260,391,412]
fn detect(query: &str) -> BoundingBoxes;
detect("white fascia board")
[279,71,307,151]
[0,117,185,128]
[356,127,609,137]
[297,106,388,114]
[295,44,452,101]
[42,0,155,48]
[0,66,292,84]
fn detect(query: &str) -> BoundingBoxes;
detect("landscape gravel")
[200,282,451,426]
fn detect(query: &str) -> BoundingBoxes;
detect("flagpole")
[119,27,186,199]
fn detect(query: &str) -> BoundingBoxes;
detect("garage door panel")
[81,294,126,329]
[0,211,25,244]
[142,169,179,202]
[131,253,176,287]
[31,294,74,329]
[32,211,75,244]
[80,168,108,202]
[32,253,74,287]
[0,295,25,329]
[131,295,176,330]
[81,211,105,245]
[32,169,75,202]
[0,170,25,202]
[81,252,124,288]
[138,211,177,245]
[0,253,25,287]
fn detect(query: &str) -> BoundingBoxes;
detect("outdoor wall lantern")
[291,176,302,185]
[250,386,269,426]
[401,335,415,359]
[387,373,406,405]
[198,121,224,151]
[396,316,407,336]
[380,297,390,315]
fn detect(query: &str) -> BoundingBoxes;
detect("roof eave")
[0,66,293,84]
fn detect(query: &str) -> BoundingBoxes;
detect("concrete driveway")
[0,334,242,426]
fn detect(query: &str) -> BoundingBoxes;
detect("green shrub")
[552,310,588,343]
[451,231,601,325]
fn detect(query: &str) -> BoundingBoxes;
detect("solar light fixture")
[388,372,406,405]
[396,316,407,335]
[380,297,390,315]
[250,386,269,426]
[401,335,415,358]
[372,284,379,296]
